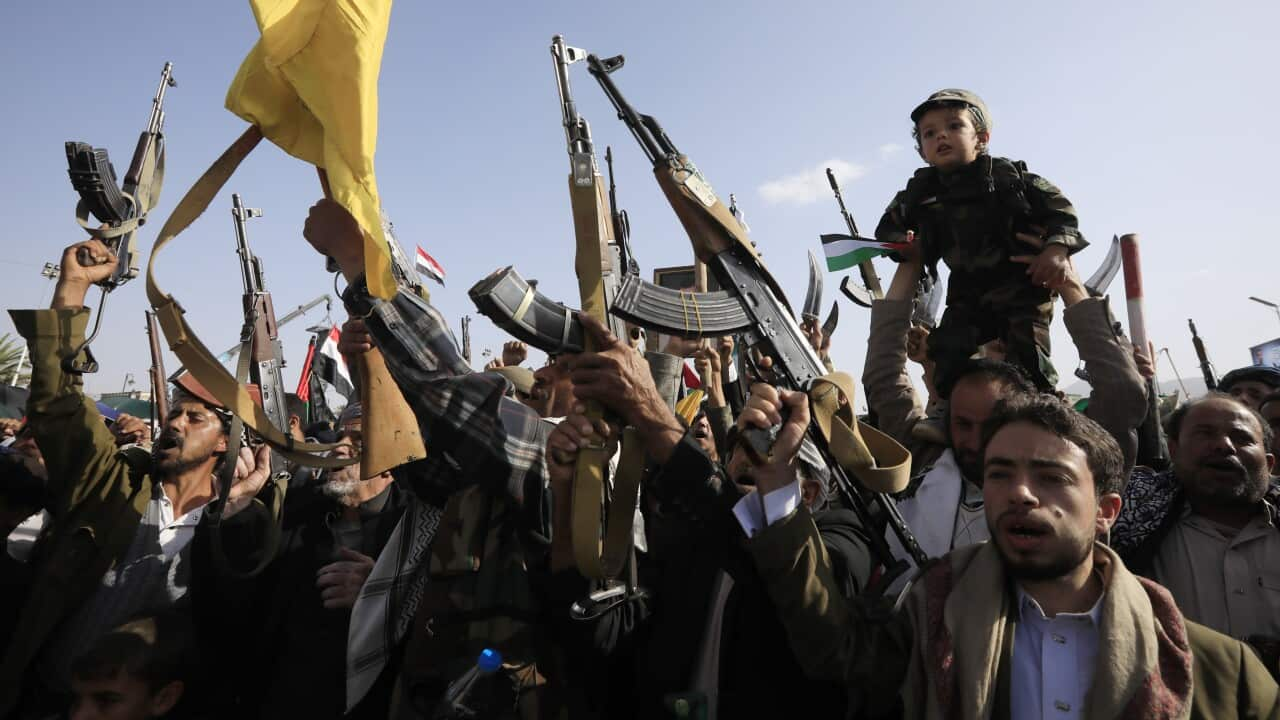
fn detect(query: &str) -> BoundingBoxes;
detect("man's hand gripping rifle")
[201,194,349,578]
[64,62,176,373]
[470,37,645,585]
[469,38,639,358]
[586,52,928,590]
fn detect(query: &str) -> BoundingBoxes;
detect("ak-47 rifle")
[202,194,293,577]
[144,310,169,430]
[470,37,645,584]
[1189,319,1217,392]
[64,62,177,373]
[825,168,884,308]
[583,51,926,589]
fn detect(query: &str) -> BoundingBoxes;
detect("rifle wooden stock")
[317,168,426,479]
[352,348,426,478]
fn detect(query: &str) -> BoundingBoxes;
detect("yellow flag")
[225,0,397,299]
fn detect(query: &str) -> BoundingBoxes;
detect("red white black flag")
[415,245,446,286]
[313,325,355,400]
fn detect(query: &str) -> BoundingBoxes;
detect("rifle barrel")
[586,54,664,165]
[148,62,177,134]
[1189,318,1218,391]
[230,194,262,295]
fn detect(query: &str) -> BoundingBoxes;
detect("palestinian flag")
[313,326,355,400]
[415,245,446,286]
[820,233,909,272]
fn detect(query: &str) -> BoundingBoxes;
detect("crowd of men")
[2,88,1280,720]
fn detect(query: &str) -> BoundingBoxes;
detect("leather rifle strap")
[571,426,643,580]
[144,125,353,469]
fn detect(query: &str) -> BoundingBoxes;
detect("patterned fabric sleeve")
[1110,468,1176,556]
[342,279,549,504]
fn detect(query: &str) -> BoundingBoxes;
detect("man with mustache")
[0,239,272,717]
[1113,393,1280,675]
[744,388,1278,717]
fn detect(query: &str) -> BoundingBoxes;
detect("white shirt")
[1011,586,1102,719]
[732,481,802,537]
[154,486,205,556]
[886,449,989,596]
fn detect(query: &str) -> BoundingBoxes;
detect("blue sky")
[2,1,1277,402]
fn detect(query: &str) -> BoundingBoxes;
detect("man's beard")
[988,514,1095,582]
[955,449,982,484]
[1178,456,1270,510]
[320,471,361,500]
[151,436,208,476]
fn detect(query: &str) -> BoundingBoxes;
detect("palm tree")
[0,333,30,387]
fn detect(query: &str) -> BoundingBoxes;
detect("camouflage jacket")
[875,155,1087,279]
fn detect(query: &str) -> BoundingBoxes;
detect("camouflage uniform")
[875,154,1087,391]
[399,485,545,718]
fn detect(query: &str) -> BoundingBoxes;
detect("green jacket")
[1,308,156,714]
[749,507,1280,719]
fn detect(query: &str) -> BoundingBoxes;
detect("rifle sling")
[203,334,285,579]
[144,125,352,470]
[807,372,910,495]
[75,137,166,240]
[571,426,644,580]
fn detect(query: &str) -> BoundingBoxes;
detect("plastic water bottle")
[437,648,503,718]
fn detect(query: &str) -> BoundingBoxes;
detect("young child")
[68,615,190,720]
[876,89,1087,396]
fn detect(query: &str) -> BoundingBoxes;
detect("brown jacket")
[862,296,1148,476]
[750,507,1280,719]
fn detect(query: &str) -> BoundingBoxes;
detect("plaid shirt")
[344,280,550,504]
[341,279,550,709]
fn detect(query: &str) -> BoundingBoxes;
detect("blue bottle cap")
[477,648,503,673]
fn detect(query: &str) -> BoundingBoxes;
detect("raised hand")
[501,341,528,367]
[731,383,811,496]
[222,443,273,519]
[302,199,365,281]
[338,317,374,356]
[111,413,152,447]
[565,314,683,463]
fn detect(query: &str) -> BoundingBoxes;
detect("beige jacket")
[750,507,1280,719]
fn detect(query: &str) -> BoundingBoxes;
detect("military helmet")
[910,89,991,130]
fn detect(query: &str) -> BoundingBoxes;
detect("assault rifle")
[583,51,926,588]
[203,193,292,577]
[1189,319,1217,392]
[144,310,169,430]
[825,167,883,308]
[473,36,645,583]
[64,62,176,373]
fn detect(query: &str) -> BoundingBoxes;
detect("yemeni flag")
[313,326,355,400]
[415,245,446,286]
[820,233,910,272]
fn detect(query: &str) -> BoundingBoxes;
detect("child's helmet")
[910,89,991,130]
